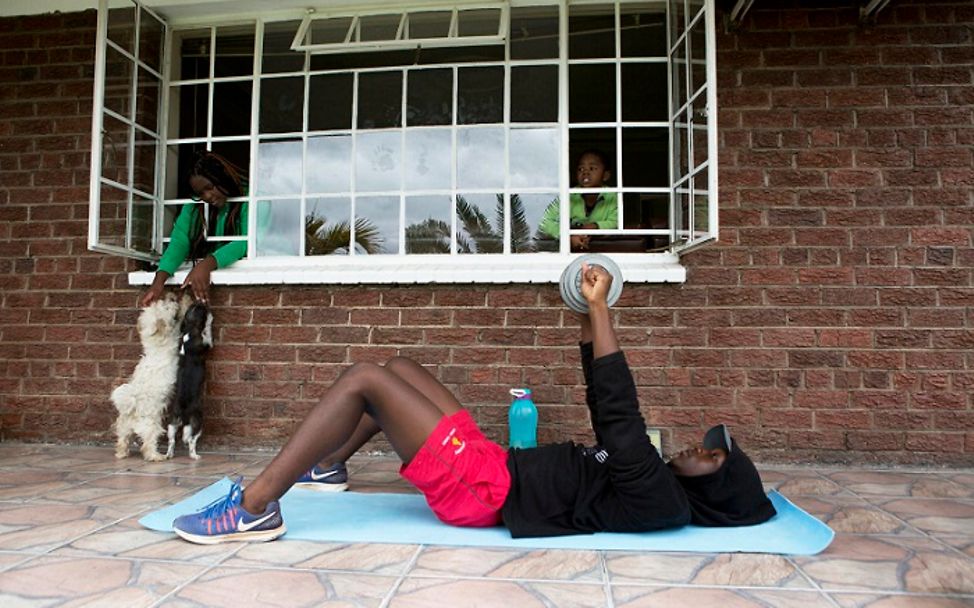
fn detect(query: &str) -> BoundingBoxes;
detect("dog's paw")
[142,451,167,462]
[189,451,201,461]
[114,450,129,459]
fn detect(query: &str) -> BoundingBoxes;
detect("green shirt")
[157,202,249,275]
[538,193,619,239]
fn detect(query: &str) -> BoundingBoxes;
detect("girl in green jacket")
[140,151,248,306]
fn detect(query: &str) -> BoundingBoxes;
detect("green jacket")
[157,202,249,275]
[538,193,619,239]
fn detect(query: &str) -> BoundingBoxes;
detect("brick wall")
[0,2,971,465]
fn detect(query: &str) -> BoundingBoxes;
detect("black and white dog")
[166,301,213,460]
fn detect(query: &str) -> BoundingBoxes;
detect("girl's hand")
[182,257,216,303]
[139,283,165,307]
[579,263,612,305]
[570,234,591,251]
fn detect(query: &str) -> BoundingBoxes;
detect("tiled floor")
[0,443,972,607]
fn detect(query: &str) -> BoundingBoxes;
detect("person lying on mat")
[172,264,775,544]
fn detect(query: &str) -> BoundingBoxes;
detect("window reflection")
[456,193,503,254]
[356,196,398,254]
[307,135,352,194]
[356,131,401,192]
[405,130,451,191]
[257,139,302,196]
[405,195,452,254]
[457,128,503,189]
[255,198,300,256]
[509,128,559,189]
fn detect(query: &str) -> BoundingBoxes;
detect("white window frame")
[89,0,719,286]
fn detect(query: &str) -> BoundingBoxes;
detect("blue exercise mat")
[140,478,833,555]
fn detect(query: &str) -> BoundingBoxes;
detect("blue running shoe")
[294,462,348,492]
[172,479,285,544]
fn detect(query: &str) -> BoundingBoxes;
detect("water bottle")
[508,388,538,449]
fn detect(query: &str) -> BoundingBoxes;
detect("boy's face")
[575,153,610,188]
[668,446,728,477]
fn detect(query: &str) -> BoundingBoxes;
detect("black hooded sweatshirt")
[501,346,691,538]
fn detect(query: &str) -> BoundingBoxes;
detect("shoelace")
[198,479,243,520]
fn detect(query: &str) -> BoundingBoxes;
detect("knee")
[384,356,420,375]
[342,361,385,386]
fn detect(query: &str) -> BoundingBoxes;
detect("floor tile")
[761,468,849,496]
[29,474,204,509]
[867,497,974,537]
[226,540,418,575]
[787,494,921,536]
[0,502,131,553]
[0,468,105,502]
[829,593,974,607]
[169,567,396,607]
[0,556,203,606]
[794,535,974,595]
[410,546,602,581]
[605,551,811,588]
[391,577,608,608]
[612,586,835,607]
[827,471,973,499]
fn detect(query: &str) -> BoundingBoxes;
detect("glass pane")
[306,135,352,194]
[212,80,252,136]
[625,192,670,248]
[174,28,209,81]
[408,11,451,39]
[306,197,353,255]
[356,196,399,254]
[569,64,616,123]
[360,14,402,42]
[511,65,557,123]
[214,25,254,77]
[417,45,504,64]
[165,142,205,199]
[407,68,452,126]
[404,129,451,191]
[309,73,353,131]
[256,138,302,196]
[163,202,183,238]
[405,195,451,253]
[458,8,500,36]
[671,37,687,113]
[691,94,709,170]
[358,71,402,129]
[104,45,133,118]
[456,193,503,254]
[569,4,615,59]
[510,5,559,60]
[260,76,304,133]
[569,128,616,180]
[670,0,686,44]
[107,3,136,54]
[139,7,165,72]
[674,108,689,181]
[689,15,707,96]
[457,128,503,189]
[210,140,251,188]
[510,128,559,189]
[621,3,666,57]
[355,131,401,192]
[517,192,560,253]
[458,67,503,125]
[621,63,667,122]
[263,21,305,73]
[101,114,131,186]
[675,185,690,241]
[255,198,300,256]
[622,127,668,187]
[693,167,709,235]
[173,83,206,139]
[132,132,157,195]
[135,68,160,133]
[131,194,154,252]
[311,48,412,70]
[688,0,705,18]
[311,17,353,45]
[97,183,130,248]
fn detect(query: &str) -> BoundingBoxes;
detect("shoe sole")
[293,481,348,492]
[173,524,287,545]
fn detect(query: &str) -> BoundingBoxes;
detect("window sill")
[127,253,686,286]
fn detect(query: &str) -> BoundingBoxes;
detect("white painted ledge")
[127,253,687,285]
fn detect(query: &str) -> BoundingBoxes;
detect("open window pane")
[457,8,501,36]
[97,183,131,249]
[101,114,131,186]
[214,25,254,77]
[510,5,558,60]
[264,21,305,73]
[360,14,402,42]
[104,45,134,118]
[621,3,666,58]
[310,17,353,45]
[173,28,209,81]
[132,132,157,195]
[569,4,615,59]
[408,11,451,39]
[107,3,136,55]
[135,68,161,133]
[139,7,165,72]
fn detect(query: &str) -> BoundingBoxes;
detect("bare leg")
[314,357,463,467]
[242,361,447,513]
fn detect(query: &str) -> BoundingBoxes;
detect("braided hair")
[187,151,248,261]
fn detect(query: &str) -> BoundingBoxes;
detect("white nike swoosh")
[310,469,339,481]
[237,511,277,532]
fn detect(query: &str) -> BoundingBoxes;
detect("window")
[89,0,717,284]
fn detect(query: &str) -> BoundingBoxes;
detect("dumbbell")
[559,254,624,313]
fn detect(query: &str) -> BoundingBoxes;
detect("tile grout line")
[599,550,616,608]
[378,542,424,608]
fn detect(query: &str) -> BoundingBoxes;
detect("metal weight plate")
[559,254,624,313]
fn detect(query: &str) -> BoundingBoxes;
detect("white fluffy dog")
[111,295,181,461]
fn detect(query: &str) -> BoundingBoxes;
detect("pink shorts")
[400,410,511,527]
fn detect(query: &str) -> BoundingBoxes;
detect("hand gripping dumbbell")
[558,254,624,314]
